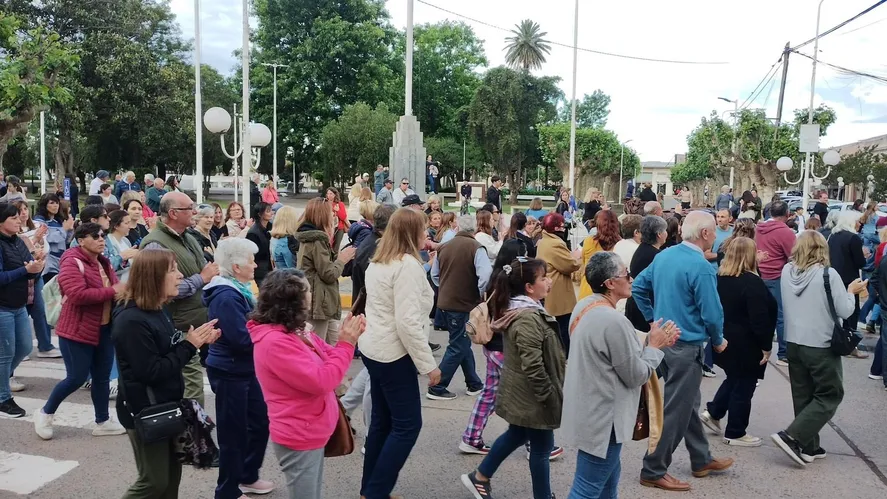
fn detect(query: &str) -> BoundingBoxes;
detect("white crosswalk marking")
[0,451,78,495]
[13,397,100,429]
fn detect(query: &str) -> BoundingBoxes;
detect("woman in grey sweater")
[562,252,675,498]
[772,231,865,467]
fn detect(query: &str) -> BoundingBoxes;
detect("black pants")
[706,375,758,439]
[842,294,860,332]
[554,314,571,359]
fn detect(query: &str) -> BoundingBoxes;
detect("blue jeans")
[0,306,33,402]
[207,367,269,499]
[427,175,436,193]
[763,278,786,360]
[860,279,881,324]
[43,325,114,423]
[361,355,423,499]
[568,432,621,499]
[873,317,887,387]
[28,277,55,353]
[478,424,554,499]
[428,310,482,395]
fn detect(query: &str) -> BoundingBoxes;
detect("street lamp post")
[718,96,739,189]
[618,139,633,201]
[261,63,289,186]
[194,0,204,203]
[777,0,833,213]
[567,0,579,197]
[203,108,272,202]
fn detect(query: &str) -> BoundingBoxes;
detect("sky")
[169,0,887,163]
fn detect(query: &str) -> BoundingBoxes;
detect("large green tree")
[0,12,76,170]
[538,123,639,177]
[252,0,402,179]
[469,66,561,203]
[504,20,551,71]
[411,21,487,140]
[671,106,837,199]
[559,90,611,129]
[318,102,398,187]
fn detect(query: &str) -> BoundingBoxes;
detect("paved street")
[2,327,886,499]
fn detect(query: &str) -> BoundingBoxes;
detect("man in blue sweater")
[633,210,734,491]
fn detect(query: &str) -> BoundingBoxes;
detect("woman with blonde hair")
[347,199,379,249]
[270,206,300,269]
[525,198,548,221]
[437,212,457,243]
[359,208,441,499]
[475,210,501,264]
[581,187,602,229]
[771,231,865,465]
[700,237,777,447]
[261,179,280,205]
[425,194,443,215]
[427,211,443,241]
[294,197,355,343]
[347,179,364,223]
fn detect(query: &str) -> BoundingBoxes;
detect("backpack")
[466,293,495,345]
[43,258,84,327]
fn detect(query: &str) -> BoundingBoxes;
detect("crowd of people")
[1,169,885,499]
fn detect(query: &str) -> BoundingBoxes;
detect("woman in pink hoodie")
[247,269,366,499]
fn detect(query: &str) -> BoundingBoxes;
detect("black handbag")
[823,268,863,356]
[133,387,186,444]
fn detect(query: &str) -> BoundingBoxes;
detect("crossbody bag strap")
[822,267,842,328]
[569,300,610,337]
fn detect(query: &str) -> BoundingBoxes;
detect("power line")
[838,16,887,35]
[792,50,887,84]
[738,59,783,110]
[415,0,730,65]
[791,0,887,50]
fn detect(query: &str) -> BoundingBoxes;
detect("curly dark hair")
[251,269,312,333]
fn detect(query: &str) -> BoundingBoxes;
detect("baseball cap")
[384,178,394,185]
[401,194,423,207]
[96,170,110,180]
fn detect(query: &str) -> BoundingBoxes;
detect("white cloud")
[169,0,887,161]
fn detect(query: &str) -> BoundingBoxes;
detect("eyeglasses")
[170,205,195,212]
[89,232,105,240]
[402,182,410,186]
[610,272,632,281]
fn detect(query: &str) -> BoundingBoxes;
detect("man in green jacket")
[141,191,219,406]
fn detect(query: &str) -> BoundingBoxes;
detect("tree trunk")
[54,125,75,184]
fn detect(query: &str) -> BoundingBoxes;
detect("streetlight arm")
[811,165,832,181]
[219,134,244,160]
[783,171,805,185]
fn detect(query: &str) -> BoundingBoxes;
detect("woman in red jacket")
[35,223,127,440]
[325,187,349,252]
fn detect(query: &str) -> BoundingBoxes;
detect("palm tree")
[504,19,552,71]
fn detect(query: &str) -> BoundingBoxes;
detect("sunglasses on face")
[89,232,105,240]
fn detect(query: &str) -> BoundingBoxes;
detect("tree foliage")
[252,0,401,176]
[424,135,485,184]
[318,102,397,186]
[469,66,561,203]
[0,12,77,168]
[411,21,487,140]
[671,105,837,198]
[559,90,611,129]
[538,123,639,177]
[504,20,551,71]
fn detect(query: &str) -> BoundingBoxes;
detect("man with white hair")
[114,171,140,199]
[143,173,155,187]
[429,215,492,400]
[145,177,166,213]
[644,201,663,217]
[755,200,797,366]
[141,192,220,406]
[828,210,870,351]
[633,210,733,491]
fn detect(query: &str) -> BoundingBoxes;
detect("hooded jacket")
[203,276,256,375]
[755,219,797,280]
[780,263,854,348]
[248,321,354,451]
[295,224,344,321]
[347,219,373,249]
[490,301,565,430]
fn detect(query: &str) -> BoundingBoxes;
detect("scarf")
[226,277,256,307]
[507,295,544,312]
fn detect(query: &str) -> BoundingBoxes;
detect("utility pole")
[774,42,792,131]
[261,63,289,186]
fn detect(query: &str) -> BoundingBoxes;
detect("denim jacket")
[34,216,71,276]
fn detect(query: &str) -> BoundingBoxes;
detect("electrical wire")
[838,16,887,35]
[415,0,729,65]
[791,50,887,84]
[738,59,783,110]
[791,0,887,50]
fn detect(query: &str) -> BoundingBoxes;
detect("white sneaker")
[775,359,789,367]
[9,377,25,392]
[109,380,118,400]
[239,480,275,495]
[36,349,63,359]
[869,374,884,380]
[92,418,126,436]
[700,410,722,434]
[724,434,762,447]
[35,409,54,440]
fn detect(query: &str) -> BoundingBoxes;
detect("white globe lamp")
[822,150,841,166]
[776,157,794,172]
[250,123,272,148]
[203,107,232,134]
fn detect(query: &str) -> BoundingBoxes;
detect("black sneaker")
[426,388,457,401]
[461,471,493,499]
[0,398,25,418]
[429,342,442,353]
[466,385,484,396]
[801,447,827,463]
[770,431,806,466]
